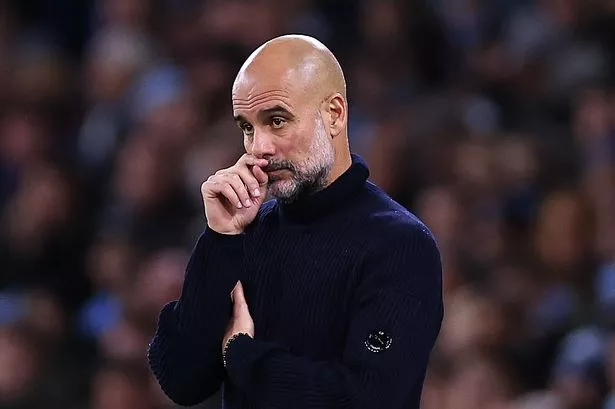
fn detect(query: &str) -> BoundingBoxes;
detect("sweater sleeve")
[147,227,245,406]
[223,224,444,409]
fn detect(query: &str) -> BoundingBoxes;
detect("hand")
[223,281,254,350]
[201,154,269,234]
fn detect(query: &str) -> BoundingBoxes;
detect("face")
[232,77,335,203]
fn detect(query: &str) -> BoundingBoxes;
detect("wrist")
[207,224,244,235]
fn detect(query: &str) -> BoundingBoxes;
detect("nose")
[249,129,276,158]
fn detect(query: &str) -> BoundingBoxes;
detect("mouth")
[263,167,291,174]
[265,168,292,183]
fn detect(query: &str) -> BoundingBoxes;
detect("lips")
[263,167,290,173]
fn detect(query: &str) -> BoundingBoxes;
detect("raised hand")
[201,154,269,235]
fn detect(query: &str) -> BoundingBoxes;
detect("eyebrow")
[233,105,295,123]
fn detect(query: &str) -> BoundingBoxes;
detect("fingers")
[202,177,244,209]
[240,154,268,187]
[233,165,263,198]
[251,165,268,185]
[202,155,268,209]
[241,155,269,169]
[223,172,253,207]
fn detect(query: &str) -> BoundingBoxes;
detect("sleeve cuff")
[202,226,245,248]
[224,335,286,388]
[176,227,246,333]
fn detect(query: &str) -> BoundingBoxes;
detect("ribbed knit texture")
[148,155,444,409]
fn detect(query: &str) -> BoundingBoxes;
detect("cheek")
[291,127,317,153]
[275,131,305,156]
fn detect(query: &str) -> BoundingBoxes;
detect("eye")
[271,117,286,129]
[240,123,254,135]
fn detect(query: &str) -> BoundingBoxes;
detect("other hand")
[223,281,254,351]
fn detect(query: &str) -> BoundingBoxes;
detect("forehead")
[232,72,302,116]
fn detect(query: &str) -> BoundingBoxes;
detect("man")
[148,35,443,409]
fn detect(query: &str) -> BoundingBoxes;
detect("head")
[232,35,350,203]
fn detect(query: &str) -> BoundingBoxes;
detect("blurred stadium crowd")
[1,0,615,408]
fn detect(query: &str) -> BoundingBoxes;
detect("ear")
[327,93,347,138]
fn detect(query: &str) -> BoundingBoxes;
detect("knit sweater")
[147,154,444,409]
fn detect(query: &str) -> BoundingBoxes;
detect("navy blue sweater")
[148,155,443,409]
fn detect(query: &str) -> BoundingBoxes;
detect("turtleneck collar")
[277,154,370,224]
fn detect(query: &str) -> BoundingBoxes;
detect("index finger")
[241,155,268,168]
[251,165,268,185]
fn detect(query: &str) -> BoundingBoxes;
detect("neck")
[276,153,369,224]
[325,142,352,188]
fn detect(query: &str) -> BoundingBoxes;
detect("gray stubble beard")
[267,114,335,204]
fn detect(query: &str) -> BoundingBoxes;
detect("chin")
[269,179,300,202]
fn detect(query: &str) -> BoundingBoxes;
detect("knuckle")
[216,167,232,176]
[242,171,255,183]
[202,180,214,190]
[237,187,249,198]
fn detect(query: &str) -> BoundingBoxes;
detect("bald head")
[233,35,346,102]
[231,35,352,203]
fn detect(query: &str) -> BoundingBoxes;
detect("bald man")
[148,35,443,409]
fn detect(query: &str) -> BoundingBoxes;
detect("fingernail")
[253,188,260,197]
[237,202,243,208]
[245,199,252,207]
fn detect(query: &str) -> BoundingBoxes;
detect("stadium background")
[1,0,615,408]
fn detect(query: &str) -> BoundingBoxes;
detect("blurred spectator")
[90,360,154,409]
[0,326,42,407]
